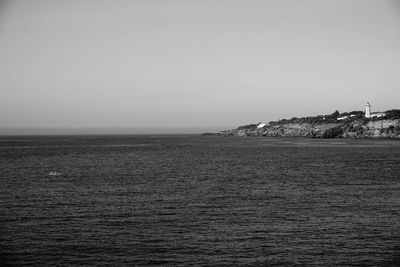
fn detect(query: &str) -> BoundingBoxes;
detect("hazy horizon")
[0,126,233,135]
[1,0,400,133]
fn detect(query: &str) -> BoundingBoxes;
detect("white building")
[365,102,371,118]
[365,102,385,118]
[257,123,267,129]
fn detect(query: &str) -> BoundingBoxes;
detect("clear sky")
[0,0,399,133]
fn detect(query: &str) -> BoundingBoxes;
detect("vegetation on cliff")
[215,109,400,138]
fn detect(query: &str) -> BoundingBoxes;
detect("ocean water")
[1,135,400,266]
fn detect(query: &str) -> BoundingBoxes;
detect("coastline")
[207,110,400,139]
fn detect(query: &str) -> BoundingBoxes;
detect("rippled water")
[1,135,400,266]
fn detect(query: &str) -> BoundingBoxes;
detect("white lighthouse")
[365,102,371,118]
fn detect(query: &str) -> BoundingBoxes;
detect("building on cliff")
[365,102,371,118]
[257,123,267,129]
[365,102,385,118]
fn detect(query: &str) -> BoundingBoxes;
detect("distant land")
[205,108,400,138]
[0,126,231,136]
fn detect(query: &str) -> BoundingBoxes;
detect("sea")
[1,135,400,266]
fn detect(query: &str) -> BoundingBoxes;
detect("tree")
[331,110,340,117]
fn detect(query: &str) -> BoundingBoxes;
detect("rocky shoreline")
[206,110,400,138]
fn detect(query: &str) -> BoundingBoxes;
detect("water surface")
[1,135,400,266]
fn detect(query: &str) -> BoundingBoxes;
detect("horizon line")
[0,126,233,136]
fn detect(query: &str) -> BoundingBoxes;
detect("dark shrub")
[237,124,258,130]
[323,126,343,138]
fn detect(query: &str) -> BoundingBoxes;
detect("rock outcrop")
[214,110,400,138]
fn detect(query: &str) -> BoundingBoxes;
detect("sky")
[0,0,400,133]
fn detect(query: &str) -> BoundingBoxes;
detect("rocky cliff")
[213,109,400,138]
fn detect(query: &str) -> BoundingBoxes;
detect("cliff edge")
[213,109,400,138]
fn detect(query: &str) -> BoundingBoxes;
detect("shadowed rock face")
[217,112,400,139]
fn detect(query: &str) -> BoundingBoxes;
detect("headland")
[206,106,400,139]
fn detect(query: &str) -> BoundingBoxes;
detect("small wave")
[48,171,62,176]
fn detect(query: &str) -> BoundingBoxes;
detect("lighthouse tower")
[365,102,371,118]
